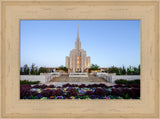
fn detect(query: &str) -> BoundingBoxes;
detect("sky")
[20,20,140,68]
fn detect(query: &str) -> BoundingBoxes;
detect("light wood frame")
[0,0,159,118]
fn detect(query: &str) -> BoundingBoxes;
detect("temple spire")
[75,24,81,49]
[77,24,79,38]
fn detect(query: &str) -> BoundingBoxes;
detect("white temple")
[65,25,91,72]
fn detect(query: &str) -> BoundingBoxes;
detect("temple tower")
[65,25,91,72]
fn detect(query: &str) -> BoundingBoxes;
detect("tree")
[39,67,48,73]
[107,66,119,75]
[127,65,140,75]
[133,67,138,75]
[59,65,67,71]
[137,64,140,75]
[30,63,36,75]
[34,67,40,75]
[90,64,99,70]
[20,67,23,75]
[118,67,123,75]
[121,66,126,75]
[127,65,132,75]
[23,64,29,75]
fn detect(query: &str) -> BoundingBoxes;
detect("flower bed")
[20,83,140,99]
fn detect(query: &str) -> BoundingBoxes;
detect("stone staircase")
[50,75,106,82]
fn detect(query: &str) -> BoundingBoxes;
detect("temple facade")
[65,25,91,72]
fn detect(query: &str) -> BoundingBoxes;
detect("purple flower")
[106,96,110,99]
[57,96,63,99]
[79,89,86,94]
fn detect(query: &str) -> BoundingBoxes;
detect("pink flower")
[106,96,110,99]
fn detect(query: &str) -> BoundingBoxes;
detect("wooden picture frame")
[0,0,159,118]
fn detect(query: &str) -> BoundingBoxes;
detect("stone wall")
[21,73,62,83]
[40,72,61,77]
[110,75,140,83]
[95,73,140,83]
[20,75,46,83]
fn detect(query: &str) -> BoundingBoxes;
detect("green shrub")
[20,80,40,85]
[115,79,128,84]
[134,79,140,84]
[115,79,140,84]
[127,79,140,84]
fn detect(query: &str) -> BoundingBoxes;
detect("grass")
[20,80,40,85]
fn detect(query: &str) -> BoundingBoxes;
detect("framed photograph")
[20,19,140,100]
[0,0,159,118]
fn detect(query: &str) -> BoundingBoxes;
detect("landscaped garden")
[20,79,140,99]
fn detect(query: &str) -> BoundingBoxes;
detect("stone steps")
[50,76,107,82]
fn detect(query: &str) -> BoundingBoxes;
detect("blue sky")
[20,20,140,68]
